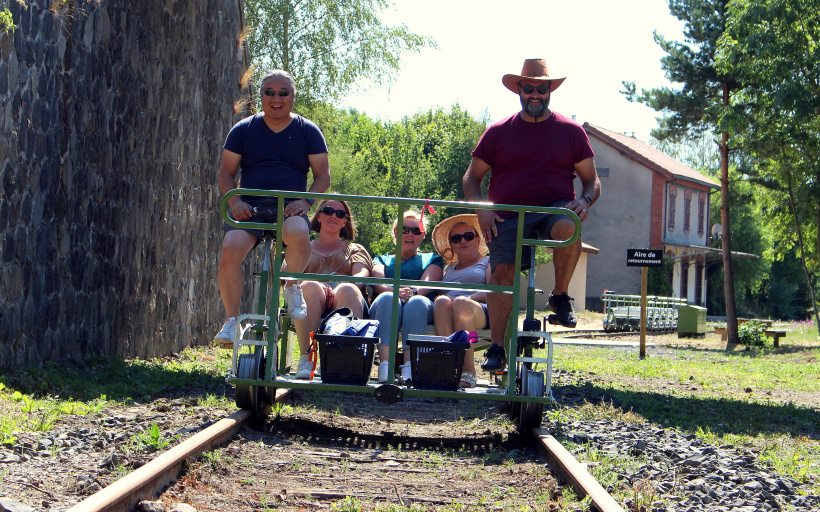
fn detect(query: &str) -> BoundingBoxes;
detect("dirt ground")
[157,394,567,512]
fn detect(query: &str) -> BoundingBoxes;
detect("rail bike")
[216,190,581,433]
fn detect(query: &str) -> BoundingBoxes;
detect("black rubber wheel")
[517,369,544,433]
[235,348,270,418]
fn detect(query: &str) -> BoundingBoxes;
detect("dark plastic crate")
[315,334,378,385]
[406,338,470,390]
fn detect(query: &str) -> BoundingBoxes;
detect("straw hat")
[431,214,489,263]
[502,58,566,94]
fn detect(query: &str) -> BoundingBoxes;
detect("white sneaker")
[400,362,413,385]
[294,354,313,379]
[213,317,237,344]
[284,284,308,320]
[377,361,390,383]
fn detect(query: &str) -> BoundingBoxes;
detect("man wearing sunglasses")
[214,70,331,345]
[462,58,601,372]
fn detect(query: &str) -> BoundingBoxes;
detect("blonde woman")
[370,210,444,384]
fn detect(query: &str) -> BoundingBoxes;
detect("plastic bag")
[318,307,379,338]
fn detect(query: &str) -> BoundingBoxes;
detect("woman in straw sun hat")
[431,214,491,388]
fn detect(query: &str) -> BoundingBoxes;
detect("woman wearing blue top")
[370,210,444,384]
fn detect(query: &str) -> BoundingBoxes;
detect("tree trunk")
[721,84,739,347]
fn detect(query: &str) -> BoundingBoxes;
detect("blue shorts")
[223,199,310,245]
[488,200,573,271]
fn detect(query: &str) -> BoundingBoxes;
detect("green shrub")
[738,320,772,348]
[0,9,16,34]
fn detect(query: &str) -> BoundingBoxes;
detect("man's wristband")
[583,194,593,205]
[305,198,315,205]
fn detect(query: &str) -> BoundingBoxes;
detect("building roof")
[584,123,720,190]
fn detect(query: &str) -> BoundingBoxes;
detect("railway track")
[65,389,626,512]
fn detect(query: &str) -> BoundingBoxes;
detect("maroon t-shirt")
[471,111,594,216]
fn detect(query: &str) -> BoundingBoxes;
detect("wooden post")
[640,267,648,358]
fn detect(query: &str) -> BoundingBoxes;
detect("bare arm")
[217,149,255,220]
[564,157,601,222]
[463,156,503,243]
[468,260,493,303]
[412,263,444,298]
[283,152,331,217]
[371,264,391,295]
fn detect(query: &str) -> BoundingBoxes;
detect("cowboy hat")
[432,214,489,263]
[502,58,566,94]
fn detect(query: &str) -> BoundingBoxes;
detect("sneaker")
[459,372,477,389]
[377,361,390,383]
[481,344,507,372]
[399,362,413,386]
[213,317,237,344]
[284,284,308,320]
[294,354,313,379]
[548,292,578,328]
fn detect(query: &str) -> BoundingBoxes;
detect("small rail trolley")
[218,190,581,432]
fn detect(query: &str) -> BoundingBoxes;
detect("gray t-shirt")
[442,256,489,298]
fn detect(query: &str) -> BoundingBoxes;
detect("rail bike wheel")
[235,347,270,418]
[516,365,544,433]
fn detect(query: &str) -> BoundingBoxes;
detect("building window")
[698,193,706,236]
[683,190,692,234]
[681,263,689,302]
[668,185,677,231]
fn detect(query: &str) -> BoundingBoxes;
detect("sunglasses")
[402,226,423,235]
[263,89,291,97]
[321,206,348,219]
[519,83,550,95]
[450,231,478,244]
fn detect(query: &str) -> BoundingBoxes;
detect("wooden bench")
[738,318,773,328]
[765,329,787,347]
[713,326,786,347]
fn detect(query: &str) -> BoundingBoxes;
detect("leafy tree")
[622,0,744,344]
[716,0,820,330]
[317,106,487,258]
[242,0,436,105]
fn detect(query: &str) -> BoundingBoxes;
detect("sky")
[340,0,687,143]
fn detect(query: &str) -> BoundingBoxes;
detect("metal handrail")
[220,188,581,394]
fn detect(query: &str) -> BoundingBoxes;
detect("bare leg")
[550,219,581,295]
[217,230,259,318]
[292,281,326,355]
[433,296,455,336]
[281,216,311,285]
[487,263,515,349]
[332,283,366,318]
[452,297,488,376]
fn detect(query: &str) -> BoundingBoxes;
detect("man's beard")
[520,94,550,118]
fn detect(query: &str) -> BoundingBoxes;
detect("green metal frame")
[221,189,580,405]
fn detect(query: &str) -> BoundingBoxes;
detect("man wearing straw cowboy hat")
[462,58,601,372]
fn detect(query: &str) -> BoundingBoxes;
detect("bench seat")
[713,326,787,347]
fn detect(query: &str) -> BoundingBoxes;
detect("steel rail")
[532,427,626,512]
[66,389,292,512]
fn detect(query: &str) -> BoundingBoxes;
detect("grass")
[535,314,820,497]
[0,346,235,445]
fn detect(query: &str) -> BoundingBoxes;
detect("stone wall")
[0,0,251,367]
